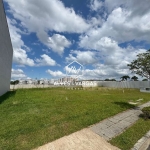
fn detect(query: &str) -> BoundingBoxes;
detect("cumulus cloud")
[8,18,35,66]
[104,0,150,17]
[66,50,99,65]
[5,0,89,51]
[90,0,103,11]
[13,49,35,66]
[45,44,146,80]
[79,5,150,74]
[5,0,150,80]
[80,36,119,52]
[79,62,135,80]
[90,0,150,18]
[87,16,104,27]
[8,18,59,67]
[81,67,128,80]
[35,54,57,66]
[11,69,27,78]
[47,34,71,55]
[46,69,65,77]
[80,0,150,46]
[69,37,147,79]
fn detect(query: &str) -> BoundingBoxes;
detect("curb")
[131,130,150,150]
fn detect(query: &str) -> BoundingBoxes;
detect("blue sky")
[3,0,150,80]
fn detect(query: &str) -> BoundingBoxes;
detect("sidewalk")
[35,129,119,150]
[35,101,150,150]
[90,101,150,141]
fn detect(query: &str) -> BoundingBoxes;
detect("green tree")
[14,80,19,84]
[38,80,40,84]
[127,50,150,80]
[10,81,14,85]
[142,78,148,81]
[120,75,130,81]
[131,76,138,81]
[10,80,19,85]
[110,79,116,81]
[105,79,110,81]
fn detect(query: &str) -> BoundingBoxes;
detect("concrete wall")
[10,84,82,89]
[0,0,13,96]
[10,81,150,89]
[97,81,150,89]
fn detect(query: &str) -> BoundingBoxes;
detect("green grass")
[110,118,150,150]
[0,87,150,150]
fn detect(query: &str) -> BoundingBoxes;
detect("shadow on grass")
[139,113,150,120]
[0,91,16,104]
[139,114,146,119]
[113,102,136,109]
[139,111,150,120]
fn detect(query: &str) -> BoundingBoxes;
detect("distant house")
[57,77,76,84]
[26,79,34,84]
[49,79,55,85]
[38,79,50,85]
[19,80,28,84]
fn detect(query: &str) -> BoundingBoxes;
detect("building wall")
[0,0,13,96]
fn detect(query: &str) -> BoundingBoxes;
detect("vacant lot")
[0,87,150,150]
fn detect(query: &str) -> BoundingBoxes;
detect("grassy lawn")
[0,87,150,150]
[110,118,150,150]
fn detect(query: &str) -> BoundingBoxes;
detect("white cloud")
[104,0,150,17]
[80,36,119,52]
[8,18,58,67]
[79,4,150,66]
[90,0,103,11]
[66,50,99,65]
[80,35,147,66]
[80,1,150,46]
[6,0,150,80]
[7,18,35,66]
[68,37,147,79]
[45,44,147,80]
[35,54,57,66]
[46,69,65,77]
[5,0,89,51]
[13,48,35,66]
[11,69,27,78]
[80,64,131,80]
[47,34,71,55]
[42,49,50,54]
[90,0,150,19]
[87,16,104,27]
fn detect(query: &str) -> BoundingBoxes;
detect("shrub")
[141,107,150,119]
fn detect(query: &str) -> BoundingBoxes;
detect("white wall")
[0,0,13,96]
[10,84,66,89]
[10,81,150,90]
[97,81,150,89]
